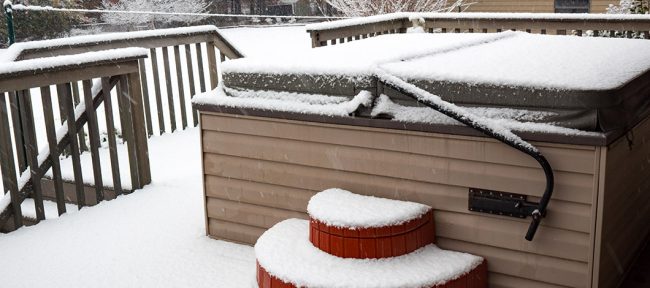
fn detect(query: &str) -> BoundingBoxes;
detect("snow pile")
[193,86,373,117]
[307,189,430,228]
[222,32,511,76]
[382,32,650,91]
[255,219,483,288]
[372,95,601,136]
[0,48,148,75]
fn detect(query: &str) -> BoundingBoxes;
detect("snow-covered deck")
[0,129,256,287]
[0,25,311,287]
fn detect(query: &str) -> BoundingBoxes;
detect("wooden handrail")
[6,25,244,61]
[306,12,650,47]
[0,50,151,232]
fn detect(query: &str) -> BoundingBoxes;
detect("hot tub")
[194,32,650,288]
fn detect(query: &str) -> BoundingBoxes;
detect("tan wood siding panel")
[200,114,596,174]
[597,117,650,288]
[491,272,571,288]
[204,153,592,234]
[206,197,309,228]
[435,211,590,262]
[207,218,266,244]
[205,175,317,213]
[200,113,600,288]
[205,182,589,263]
[590,1,613,13]
[438,237,589,287]
[466,0,555,13]
[207,171,591,236]
[204,153,592,233]
[202,130,595,204]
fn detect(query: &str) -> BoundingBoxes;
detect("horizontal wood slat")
[202,130,594,205]
[204,153,592,233]
[200,114,596,174]
[438,237,588,287]
[200,112,601,288]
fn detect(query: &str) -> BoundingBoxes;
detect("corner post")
[3,0,15,45]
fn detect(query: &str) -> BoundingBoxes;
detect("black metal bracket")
[469,188,542,219]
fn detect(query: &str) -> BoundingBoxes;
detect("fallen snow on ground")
[0,129,256,288]
[0,25,315,287]
[220,25,311,57]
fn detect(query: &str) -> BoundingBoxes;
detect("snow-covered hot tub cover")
[195,31,650,145]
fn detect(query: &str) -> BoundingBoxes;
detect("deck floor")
[621,238,650,287]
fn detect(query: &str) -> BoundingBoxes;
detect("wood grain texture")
[200,112,600,287]
[596,116,650,288]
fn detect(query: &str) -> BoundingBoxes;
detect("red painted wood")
[256,260,488,288]
[309,209,436,259]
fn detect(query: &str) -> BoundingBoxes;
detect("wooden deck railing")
[306,13,650,47]
[0,49,151,232]
[7,25,244,137]
[0,25,245,232]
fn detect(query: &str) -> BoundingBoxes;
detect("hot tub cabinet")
[196,108,650,288]
[194,32,650,288]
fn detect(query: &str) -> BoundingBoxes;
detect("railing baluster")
[138,59,154,138]
[41,86,66,216]
[121,74,151,190]
[82,80,104,204]
[196,43,207,94]
[8,91,27,172]
[150,48,165,135]
[101,78,122,196]
[59,83,85,208]
[0,92,22,228]
[71,81,88,152]
[185,44,198,127]
[162,46,177,133]
[174,45,188,129]
[115,82,129,144]
[207,42,219,90]
[56,85,72,156]
[18,89,45,221]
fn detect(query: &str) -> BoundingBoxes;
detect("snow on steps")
[255,220,487,288]
[307,189,435,259]
[255,189,487,288]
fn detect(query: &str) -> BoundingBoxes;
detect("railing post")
[124,73,151,190]
[207,41,219,89]
[3,0,15,45]
[0,92,22,229]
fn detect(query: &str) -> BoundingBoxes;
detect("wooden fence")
[307,13,650,47]
[0,26,244,232]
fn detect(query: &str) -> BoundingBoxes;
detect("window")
[555,0,590,13]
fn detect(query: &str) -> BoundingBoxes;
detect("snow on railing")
[306,12,650,47]
[1,25,246,137]
[0,49,151,232]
